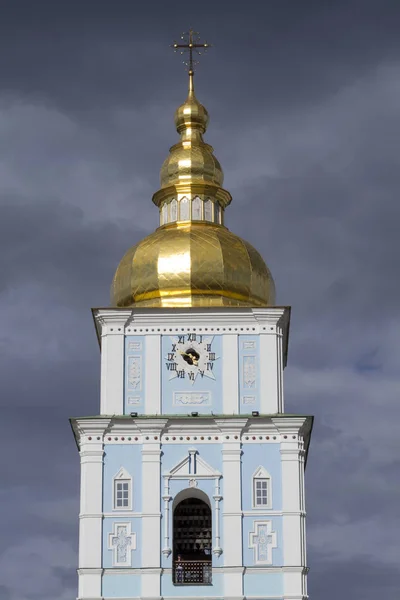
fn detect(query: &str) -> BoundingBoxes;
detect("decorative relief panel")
[128,356,142,391]
[242,395,256,405]
[249,520,277,564]
[173,391,211,406]
[127,396,141,405]
[239,336,260,411]
[243,356,256,388]
[125,336,145,412]
[108,522,136,567]
[243,340,256,349]
[128,341,142,351]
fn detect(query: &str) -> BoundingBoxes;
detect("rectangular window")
[114,480,130,509]
[254,479,268,506]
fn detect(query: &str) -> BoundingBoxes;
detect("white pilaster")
[139,420,167,598]
[218,419,246,598]
[145,334,161,414]
[213,478,222,556]
[273,417,309,600]
[222,334,239,414]
[259,331,280,414]
[77,421,107,599]
[100,318,126,415]
[162,477,172,556]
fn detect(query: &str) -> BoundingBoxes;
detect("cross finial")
[171,28,211,75]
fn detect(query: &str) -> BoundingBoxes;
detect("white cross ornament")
[108,522,136,567]
[249,520,277,564]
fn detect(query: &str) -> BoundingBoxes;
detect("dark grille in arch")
[173,497,212,585]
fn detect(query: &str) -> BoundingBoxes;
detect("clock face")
[165,333,218,384]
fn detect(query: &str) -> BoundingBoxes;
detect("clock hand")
[178,350,199,366]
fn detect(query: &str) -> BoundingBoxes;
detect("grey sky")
[1,1,400,598]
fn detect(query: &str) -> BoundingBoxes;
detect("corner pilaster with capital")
[217,419,247,598]
[74,419,110,599]
[139,419,167,598]
[272,416,310,600]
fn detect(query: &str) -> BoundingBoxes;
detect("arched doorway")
[173,497,212,585]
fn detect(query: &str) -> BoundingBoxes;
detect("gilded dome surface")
[111,222,275,308]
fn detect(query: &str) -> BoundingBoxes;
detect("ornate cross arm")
[171,28,212,74]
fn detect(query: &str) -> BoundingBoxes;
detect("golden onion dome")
[111,221,275,308]
[111,70,276,309]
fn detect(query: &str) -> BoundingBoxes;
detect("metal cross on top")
[172,28,211,74]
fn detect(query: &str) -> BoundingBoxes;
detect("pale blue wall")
[102,571,284,598]
[124,336,145,414]
[103,444,143,513]
[238,335,260,414]
[102,573,141,598]
[161,334,223,414]
[244,572,283,596]
[102,571,284,597]
[241,443,283,567]
[102,444,143,569]
[241,443,282,511]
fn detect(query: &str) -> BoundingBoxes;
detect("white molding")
[164,450,222,479]
[102,511,141,518]
[100,564,307,575]
[93,307,289,335]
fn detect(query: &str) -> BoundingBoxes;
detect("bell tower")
[71,29,313,600]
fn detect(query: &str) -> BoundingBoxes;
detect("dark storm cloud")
[311,557,400,599]
[0,408,78,600]
[1,1,399,599]
[1,0,399,113]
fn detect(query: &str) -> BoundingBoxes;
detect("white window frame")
[113,467,133,511]
[252,466,272,510]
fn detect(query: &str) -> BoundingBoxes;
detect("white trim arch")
[162,449,223,558]
[172,486,211,511]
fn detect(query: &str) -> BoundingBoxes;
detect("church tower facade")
[71,35,312,600]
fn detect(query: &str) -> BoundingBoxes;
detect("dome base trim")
[119,288,270,308]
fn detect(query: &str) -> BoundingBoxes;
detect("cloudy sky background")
[1,0,399,598]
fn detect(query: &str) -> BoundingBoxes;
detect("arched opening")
[173,496,212,585]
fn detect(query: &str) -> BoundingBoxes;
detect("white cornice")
[271,416,313,440]
[91,307,290,345]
